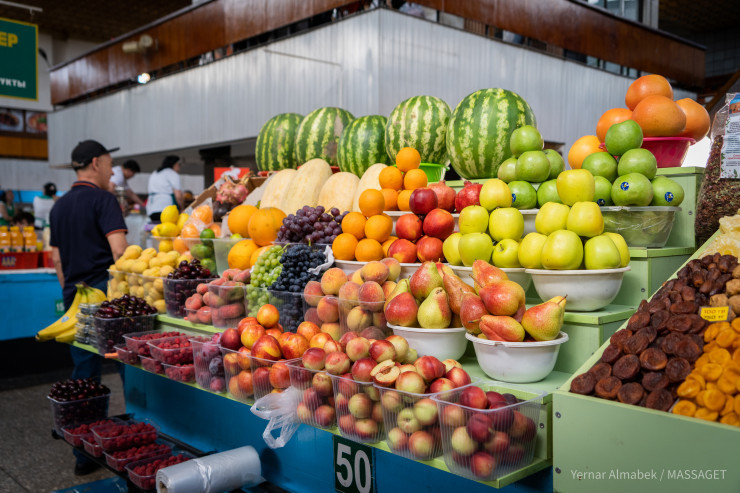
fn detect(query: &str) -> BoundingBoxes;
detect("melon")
[352,163,387,212]
[294,107,355,167]
[259,169,297,209]
[337,115,389,176]
[317,172,360,213]
[385,95,451,164]
[447,88,537,179]
[280,158,334,215]
[255,113,303,171]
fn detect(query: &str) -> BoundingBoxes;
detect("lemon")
[158,223,179,238]
[153,278,164,291]
[114,257,127,271]
[148,258,161,268]
[158,239,174,253]
[122,259,136,272]
[123,245,142,260]
[161,205,179,224]
[177,213,189,229]
[159,266,174,277]
[154,299,166,313]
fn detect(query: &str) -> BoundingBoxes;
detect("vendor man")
[109,159,146,208]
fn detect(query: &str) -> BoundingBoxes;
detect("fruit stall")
[39,77,740,493]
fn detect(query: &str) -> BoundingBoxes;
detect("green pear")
[521,296,566,341]
[417,287,452,329]
[384,278,410,311]
[409,261,443,301]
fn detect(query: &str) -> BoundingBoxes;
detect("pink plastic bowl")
[640,137,695,168]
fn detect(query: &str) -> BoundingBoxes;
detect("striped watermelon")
[385,96,451,164]
[255,113,303,172]
[446,88,536,179]
[337,115,389,176]
[294,107,355,167]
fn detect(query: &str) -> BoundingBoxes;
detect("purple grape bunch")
[276,206,347,245]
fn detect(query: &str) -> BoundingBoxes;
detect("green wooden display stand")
[658,166,703,249]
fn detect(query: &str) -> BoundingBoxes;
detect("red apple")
[423,209,455,240]
[396,214,423,242]
[409,188,438,215]
[416,235,445,262]
[428,181,456,212]
[387,239,417,264]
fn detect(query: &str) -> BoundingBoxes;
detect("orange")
[173,236,188,254]
[631,95,687,137]
[248,207,286,246]
[355,238,384,262]
[192,204,213,224]
[380,188,399,211]
[403,168,427,190]
[209,223,222,238]
[228,239,258,270]
[341,212,367,240]
[625,74,673,111]
[397,189,413,211]
[358,189,385,217]
[250,245,272,267]
[332,233,358,261]
[382,237,398,256]
[676,98,711,142]
[596,108,632,143]
[379,166,404,190]
[396,147,421,172]
[181,223,201,239]
[228,204,258,237]
[567,135,602,170]
[365,213,393,242]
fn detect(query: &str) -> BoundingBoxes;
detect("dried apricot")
[695,354,711,368]
[735,395,740,415]
[686,371,706,388]
[672,400,697,417]
[732,318,740,332]
[720,413,739,426]
[677,380,701,399]
[704,323,722,342]
[696,390,707,407]
[707,382,719,391]
[716,330,736,348]
[717,375,737,395]
[703,342,718,354]
[721,395,735,416]
[709,348,732,365]
[700,363,723,381]
[733,347,740,364]
[704,389,726,412]
[694,408,719,421]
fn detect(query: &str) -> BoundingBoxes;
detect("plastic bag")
[250,386,302,449]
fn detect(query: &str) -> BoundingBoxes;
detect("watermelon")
[446,88,536,179]
[337,115,389,176]
[385,96,451,164]
[294,107,355,167]
[255,113,303,172]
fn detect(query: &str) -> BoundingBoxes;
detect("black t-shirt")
[50,181,127,303]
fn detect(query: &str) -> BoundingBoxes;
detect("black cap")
[71,140,119,169]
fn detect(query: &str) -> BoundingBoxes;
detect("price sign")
[333,435,375,493]
[700,306,729,322]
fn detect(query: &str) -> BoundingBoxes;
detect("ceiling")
[659,0,740,36]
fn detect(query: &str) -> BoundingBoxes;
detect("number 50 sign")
[333,435,375,493]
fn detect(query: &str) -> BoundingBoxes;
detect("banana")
[36,285,84,341]
[55,327,78,343]
[85,286,107,304]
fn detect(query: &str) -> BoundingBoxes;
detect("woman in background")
[0,190,15,227]
[147,155,183,223]
[33,182,57,229]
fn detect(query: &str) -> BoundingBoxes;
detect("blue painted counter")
[1,269,60,340]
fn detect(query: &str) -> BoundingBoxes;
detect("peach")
[237,317,259,335]
[325,351,351,375]
[302,387,321,410]
[360,326,386,341]
[296,402,312,423]
[317,296,339,323]
[314,405,336,427]
[311,372,333,397]
[450,426,476,456]
[361,261,390,285]
[446,367,472,388]
[320,267,347,296]
[470,451,496,478]
[403,348,418,364]
[408,430,435,460]
[296,321,320,342]
[413,397,438,426]
[372,311,387,330]
[338,331,358,347]
[220,328,241,351]
[338,414,356,435]
[414,355,446,383]
[509,411,536,442]
[236,370,254,396]
[265,327,283,340]
[423,208,455,240]
[304,307,321,326]
[387,427,408,451]
[441,405,466,428]
[355,418,379,440]
[459,386,488,409]
[345,306,372,333]
[345,336,371,362]
[381,257,402,282]
[251,335,282,361]
[467,413,492,443]
[351,357,377,382]
[252,366,271,392]
[197,306,213,324]
[416,235,444,262]
[388,239,417,264]
[370,360,400,387]
[338,281,361,305]
[398,364,416,374]
[349,269,364,285]
[429,377,455,393]
[385,335,409,362]
[364,385,380,402]
[323,339,343,354]
[303,280,324,306]
[348,393,373,419]
[442,359,463,373]
[369,339,396,363]
[483,431,510,454]
[358,282,385,312]
[301,347,326,371]
[384,292,419,327]
[395,371,427,394]
[396,213,423,242]
[223,352,240,374]
[381,390,404,413]
[320,322,341,342]
[240,324,265,349]
[280,332,309,360]
[381,281,397,300]
[396,407,421,434]
[372,401,383,423]
[257,303,280,328]
[337,374,359,397]
[269,362,291,389]
[309,332,332,349]
[237,347,251,370]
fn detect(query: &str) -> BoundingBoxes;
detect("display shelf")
[656,166,703,249]
[611,247,695,307]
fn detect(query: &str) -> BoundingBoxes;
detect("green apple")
[230,233,243,239]
[518,232,548,269]
[489,207,524,242]
[479,179,512,211]
[516,151,550,183]
[604,119,643,156]
[535,202,570,235]
[603,232,630,267]
[611,173,653,206]
[508,181,538,210]
[650,176,685,206]
[458,233,493,267]
[584,234,622,270]
[556,169,595,205]
[492,239,522,268]
[545,149,565,180]
[459,205,489,234]
[593,176,613,206]
[497,157,518,183]
[442,232,463,266]
[541,230,584,270]
[617,148,657,179]
[536,179,562,207]
[582,152,618,182]
[509,125,543,157]
[566,201,604,238]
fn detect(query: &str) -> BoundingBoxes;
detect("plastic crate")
[286,361,337,430]
[92,419,158,451]
[250,355,301,400]
[139,354,165,375]
[330,373,385,444]
[123,330,190,357]
[192,336,225,393]
[105,442,172,472]
[221,346,254,402]
[163,277,216,318]
[48,393,110,435]
[125,452,194,491]
[62,417,123,448]
[93,314,157,355]
[207,281,247,328]
[601,206,681,248]
[338,297,389,339]
[82,436,103,457]
[162,363,196,383]
[246,287,304,333]
[0,252,39,270]
[114,344,140,365]
[147,335,194,365]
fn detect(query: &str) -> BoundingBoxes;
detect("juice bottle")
[9,226,24,253]
[0,226,10,253]
[23,226,38,252]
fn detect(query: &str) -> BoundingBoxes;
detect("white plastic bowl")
[388,324,468,361]
[525,266,631,312]
[334,259,418,279]
[466,332,569,383]
[520,209,538,236]
[448,265,532,292]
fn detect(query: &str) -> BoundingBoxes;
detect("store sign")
[0,17,38,101]
[333,435,375,493]
[700,306,729,322]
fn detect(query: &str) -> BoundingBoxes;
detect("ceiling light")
[137,73,151,84]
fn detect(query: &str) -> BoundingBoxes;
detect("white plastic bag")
[250,386,302,449]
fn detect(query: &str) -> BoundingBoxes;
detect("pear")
[521,296,567,341]
[460,292,488,335]
[478,280,526,317]
[409,261,444,301]
[417,287,452,329]
[384,278,410,311]
[442,270,476,315]
[479,315,525,342]
[471,260,509,289]
[385,292,419,327]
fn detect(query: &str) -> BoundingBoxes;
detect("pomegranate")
[455,181,483,211]
[428,181,456,212]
